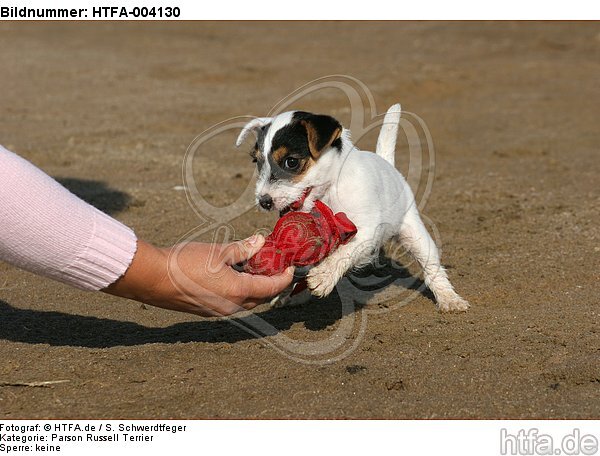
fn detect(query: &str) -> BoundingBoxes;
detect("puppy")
[236,105,469,312]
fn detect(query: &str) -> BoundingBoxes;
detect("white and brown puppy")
[236,105,469,312]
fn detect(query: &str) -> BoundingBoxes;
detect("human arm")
[0,145,292,316]
[104,236,293,317]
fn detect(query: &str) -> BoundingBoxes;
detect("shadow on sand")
[55,177,131,215]
[0,257,433,348]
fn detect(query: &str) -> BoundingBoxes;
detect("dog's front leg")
[269,284,294,308]
[307,235,376,298]
[269,283,312,308]
[307,246,354,297]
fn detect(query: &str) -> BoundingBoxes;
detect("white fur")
[235,117,272,147]
[376,103,401,167]
[261,111,295,156]
[238,106,469,312]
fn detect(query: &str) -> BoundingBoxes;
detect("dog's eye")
[252,158,257,163]
[283,156,300,171]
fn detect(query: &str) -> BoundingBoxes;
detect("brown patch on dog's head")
[270,145,315,183]
[266,111,343,183]
[271,146,289,164]
[301,118,342,159]
[249,146,258,161]
[289,156,315,183]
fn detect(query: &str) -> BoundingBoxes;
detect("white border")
[1,420,600,456]
[1,0,599,20]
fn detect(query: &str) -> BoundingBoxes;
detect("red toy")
[245,200,357,276]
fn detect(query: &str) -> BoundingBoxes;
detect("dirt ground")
[0,22,598,419]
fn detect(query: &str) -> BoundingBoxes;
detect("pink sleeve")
[0,145,138,291]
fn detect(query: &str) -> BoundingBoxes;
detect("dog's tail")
[375,103,401,167]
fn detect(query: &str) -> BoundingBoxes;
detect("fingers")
[221,234,265,266]
[234,266,295,300]
[191,296,261,318]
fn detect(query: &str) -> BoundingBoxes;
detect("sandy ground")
[0,22,599,419]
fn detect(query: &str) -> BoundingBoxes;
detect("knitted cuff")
[59,209,138,291]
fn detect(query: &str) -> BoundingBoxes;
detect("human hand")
[104,235,294,317]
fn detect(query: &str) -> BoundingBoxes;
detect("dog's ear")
[236,117,272,147]
[300,114,342,159]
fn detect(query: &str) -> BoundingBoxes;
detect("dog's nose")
[259,194,273,210]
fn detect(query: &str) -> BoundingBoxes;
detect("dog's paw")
[269,294,291,308]
[307,267,338,298]
[437,292,470,313]
[270,286,312,308]
[269,294,299,308]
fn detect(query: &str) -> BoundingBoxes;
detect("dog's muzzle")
[259,194,273,211]
[279,187,313,216]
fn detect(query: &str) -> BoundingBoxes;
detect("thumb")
[222,234,265,265]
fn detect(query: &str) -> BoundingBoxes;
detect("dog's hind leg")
[398,208,469,312]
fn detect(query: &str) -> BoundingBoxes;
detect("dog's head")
[236,111,343,214]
